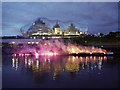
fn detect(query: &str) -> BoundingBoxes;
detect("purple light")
[12,39,108,58]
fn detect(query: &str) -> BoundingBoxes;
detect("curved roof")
[27,18,50,34]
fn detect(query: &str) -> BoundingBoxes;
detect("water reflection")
[11,55,107,81]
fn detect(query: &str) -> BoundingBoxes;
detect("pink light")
[14,54,16,56]
[19,54,21,56]
[44,43,47,46]
[25,54,29,56]
[41,53,44,56]
[90,52,92,54]
[54,52,57,55]
[13,39,109,56]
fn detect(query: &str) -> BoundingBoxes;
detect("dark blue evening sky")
[2,2,118,36]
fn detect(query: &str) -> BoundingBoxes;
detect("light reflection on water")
[11,55,107,80]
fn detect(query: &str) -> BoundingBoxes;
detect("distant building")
[25,18,87,38]
[26,18,51,38]
[64,23,85,35]
[52,22,62,35]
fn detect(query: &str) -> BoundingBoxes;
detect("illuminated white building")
[27,18,52,37]
[64,23,85,35]
[52,22,62,35]
[25,18,87,38]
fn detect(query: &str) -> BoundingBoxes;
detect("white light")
[36,42,39,44]
[42,37,45,39]
[35,53,39,59]
[28,60,31,66]
[33,23,35,25]
[11,41,15,44]
[28,42,31,44]
[33,37,36,39]
[36,60,39,69]
[12,58,15,68]
[54,52,57,55]
[32,42,34,44]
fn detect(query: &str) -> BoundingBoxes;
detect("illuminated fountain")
[11,39,113,57]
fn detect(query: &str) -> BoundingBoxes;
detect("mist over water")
[12,39,107,56]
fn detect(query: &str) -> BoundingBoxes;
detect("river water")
[2,54,120,88]
[2,39,120,88]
